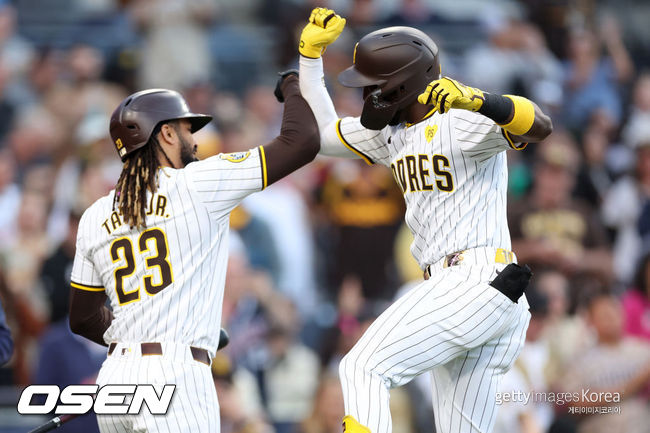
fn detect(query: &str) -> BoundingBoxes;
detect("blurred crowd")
[1,0,650,432]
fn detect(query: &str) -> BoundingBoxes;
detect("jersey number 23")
[110,227,173,306]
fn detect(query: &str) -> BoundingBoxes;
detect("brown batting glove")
[274,70,300,103]
[217,328,230,351]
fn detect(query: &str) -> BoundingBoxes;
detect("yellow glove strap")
[299,39,324,58]
[500,95,535,136]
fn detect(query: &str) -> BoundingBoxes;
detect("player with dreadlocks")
[68,76,319,432]
[113,121,190,229]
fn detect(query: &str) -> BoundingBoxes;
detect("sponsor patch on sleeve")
[220,151,251,163]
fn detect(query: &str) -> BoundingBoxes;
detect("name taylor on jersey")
[101,193,170,235]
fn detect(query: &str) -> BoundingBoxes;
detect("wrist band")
[500,95,535,135]
[477,93,513,124]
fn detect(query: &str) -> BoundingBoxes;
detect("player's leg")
[430,302,530,433]
[96,357,133,433]
[339,266,516,433]
[135,357,219,433]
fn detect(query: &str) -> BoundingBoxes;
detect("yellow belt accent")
[425,248,516,279]
[494,248,515,265]
[440,248,514,269]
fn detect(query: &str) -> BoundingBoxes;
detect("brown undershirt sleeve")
[69,287,114,347]
[263,75,320,186]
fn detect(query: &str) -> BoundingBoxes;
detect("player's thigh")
[134,358,219,433]
[96,358,134,433]
[342,266,516,387]
[430,306,530,433]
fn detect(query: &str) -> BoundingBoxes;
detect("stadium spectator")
[560,293,650,433]
[464,18,562,108]
[535,271,591,387]
[253,322,320,433]
[0,148,19,245]
[318,161,404,300]
[623,252,650,341]
[573,126,614,208]
[0,297,13,366]
[230,205,281,285]
[602,139,650,284]
[33,319,104,433]
[622,72,650,149]
[300,373,345,433]
[222,237,295,370]
[129,0,217,89]
[39,210,81,324]
[509,133,612,284]
[211,354,270,433]
[561,17,633,134]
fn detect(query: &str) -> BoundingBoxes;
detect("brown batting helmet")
[338,26,440,130]
[110,89,212,161]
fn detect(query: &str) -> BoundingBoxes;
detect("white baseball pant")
[96,342,219,433]
[339,248,531,433]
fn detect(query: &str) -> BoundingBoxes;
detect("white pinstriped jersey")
[336,109,524,269]
[70,148,268,356]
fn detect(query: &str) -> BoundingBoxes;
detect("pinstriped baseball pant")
[339,263,530,433]
[95,343,219,433]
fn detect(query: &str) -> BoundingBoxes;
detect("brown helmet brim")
[186,114,213,133]
[338,66,387,88]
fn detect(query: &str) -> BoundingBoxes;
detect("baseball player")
[68,75,319,433]
[297,8,553,433]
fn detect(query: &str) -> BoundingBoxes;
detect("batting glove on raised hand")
[299,7,346,58]
[418,77,485,114]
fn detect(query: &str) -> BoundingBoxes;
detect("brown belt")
[107,342,210,366]
[424,248,516,280]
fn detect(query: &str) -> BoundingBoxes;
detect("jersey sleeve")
[451,110,526,161]
[336,116,391,167]
[70,209,104,292]
[186,146,266,218]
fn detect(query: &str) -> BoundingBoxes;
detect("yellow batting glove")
[418,77,485,114]
[299,7,346,58]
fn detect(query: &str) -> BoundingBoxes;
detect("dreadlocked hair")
[113,130,164,229]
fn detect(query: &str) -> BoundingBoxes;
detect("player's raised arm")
[263,72,320,185]
[298,8,351,157]
[418,77,553,144]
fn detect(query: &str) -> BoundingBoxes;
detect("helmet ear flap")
[360,89,400,130]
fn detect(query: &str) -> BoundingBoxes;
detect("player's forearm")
[263,75,320,185]
[299,57,338,129]
[69,287,113,347]
[478,93,553,142]
[299,57,355,157]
